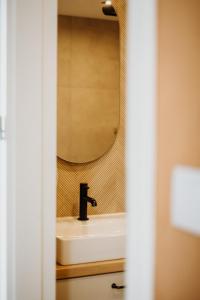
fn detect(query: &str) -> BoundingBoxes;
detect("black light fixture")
[102,0,117,17]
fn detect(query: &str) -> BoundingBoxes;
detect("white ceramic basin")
[56,213,126,265]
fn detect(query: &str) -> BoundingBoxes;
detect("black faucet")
[78,183,97,221]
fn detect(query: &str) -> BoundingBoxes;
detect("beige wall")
[156,0,200,299]
[57,1,126,217]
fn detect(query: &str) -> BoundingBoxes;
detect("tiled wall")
[57,0,126,217]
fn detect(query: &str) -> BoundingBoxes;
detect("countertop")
[56,259,125,280]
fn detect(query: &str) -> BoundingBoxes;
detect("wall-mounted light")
[102,0,117,16]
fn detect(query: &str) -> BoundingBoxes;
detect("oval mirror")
[57,0,120,163]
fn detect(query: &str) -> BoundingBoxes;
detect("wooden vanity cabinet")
[56,272,125,300]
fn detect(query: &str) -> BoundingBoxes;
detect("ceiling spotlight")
[105,0,112,5]
[102,0,117,16]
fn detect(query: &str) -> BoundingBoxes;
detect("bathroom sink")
[56,213,126,265]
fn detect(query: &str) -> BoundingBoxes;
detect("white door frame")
[6,0,57,299]
[0,1,7,299]
[5,0,157,299]
[126,0,157,299]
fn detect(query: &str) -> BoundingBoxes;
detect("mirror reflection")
[57,1,120,163]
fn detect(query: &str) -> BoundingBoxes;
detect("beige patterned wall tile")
[57,0,126,217]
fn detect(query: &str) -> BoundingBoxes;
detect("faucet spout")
[86,197,97,207]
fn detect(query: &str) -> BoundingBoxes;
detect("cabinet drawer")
[56,272,125,300]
